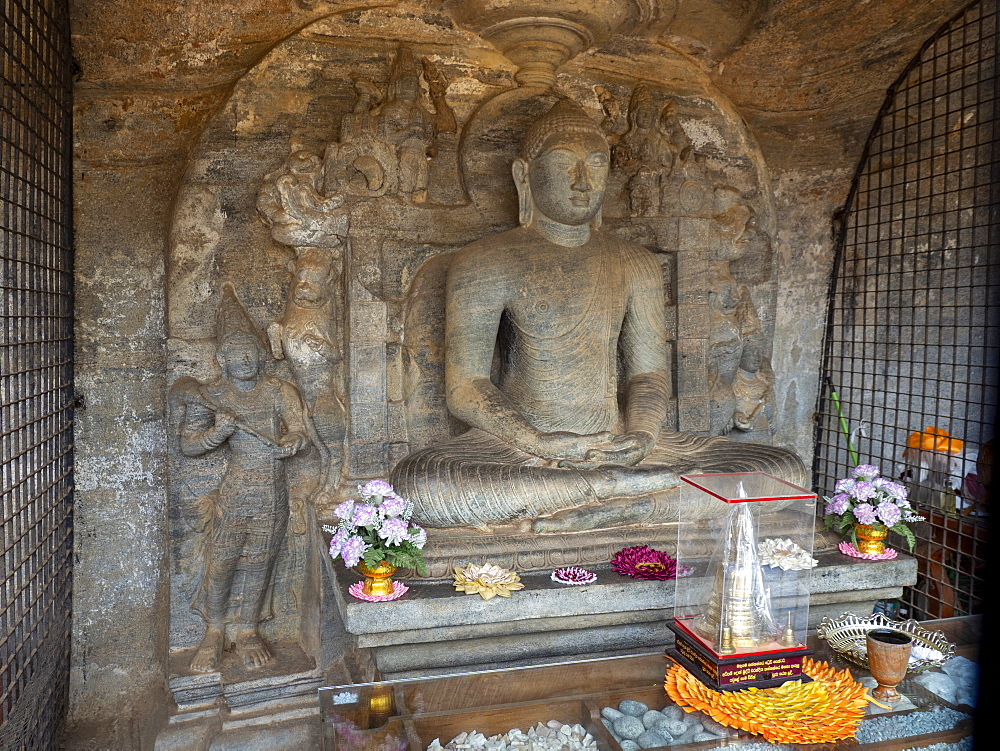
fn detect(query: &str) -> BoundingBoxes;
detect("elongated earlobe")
[591,206,602,230]
[512,158,533,227]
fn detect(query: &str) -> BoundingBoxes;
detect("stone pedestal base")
[153,642,324,750]
[334,542,917,679]
[154,546,363,749]
[399,510,820,580]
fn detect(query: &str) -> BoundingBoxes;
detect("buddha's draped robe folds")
[391,227,806,529]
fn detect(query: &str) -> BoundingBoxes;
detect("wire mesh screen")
[816,0,997,620]
[1,0,74,746]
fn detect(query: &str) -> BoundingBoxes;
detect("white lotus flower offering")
[758,538,819,571]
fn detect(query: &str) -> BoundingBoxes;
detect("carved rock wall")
[69,0,970,744]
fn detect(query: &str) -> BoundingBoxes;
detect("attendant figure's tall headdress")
[216,283,267,352]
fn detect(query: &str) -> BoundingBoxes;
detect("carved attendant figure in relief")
[377,46,433,202]
[327,76,394,196]
[390,99,805,532]
[709,187,772,434]
[615,84,674,217]
[173,285,309,672]
[268,247,346,508]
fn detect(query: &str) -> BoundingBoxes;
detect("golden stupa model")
[669,473,817,691]
[694,499,778,652]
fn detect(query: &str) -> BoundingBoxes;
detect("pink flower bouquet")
[324,480,428,575]
[823,465,924,552]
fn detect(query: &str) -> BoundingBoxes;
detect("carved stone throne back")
[400,251,459,452]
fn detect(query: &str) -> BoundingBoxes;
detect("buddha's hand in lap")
[556,431,656,468]
[533,430,616,461]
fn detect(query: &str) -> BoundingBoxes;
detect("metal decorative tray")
[816,612,956,673]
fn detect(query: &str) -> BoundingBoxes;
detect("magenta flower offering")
[611,545,680,580]
[551,566,597,585]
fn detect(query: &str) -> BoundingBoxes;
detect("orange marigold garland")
[665,657,872,744]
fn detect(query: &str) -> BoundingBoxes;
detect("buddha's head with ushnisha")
[513,99,610,234]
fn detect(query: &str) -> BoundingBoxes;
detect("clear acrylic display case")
[668,472,817,690]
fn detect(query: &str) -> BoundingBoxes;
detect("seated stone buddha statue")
[390,99,806,532]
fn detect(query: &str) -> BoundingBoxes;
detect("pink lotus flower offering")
[611,545,685,580]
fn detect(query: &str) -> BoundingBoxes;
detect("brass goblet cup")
[866,628,913,702]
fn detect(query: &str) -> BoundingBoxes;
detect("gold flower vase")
[358,560,397,596]
[854,523,888,555]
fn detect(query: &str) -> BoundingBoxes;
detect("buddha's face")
[527,135,610,227]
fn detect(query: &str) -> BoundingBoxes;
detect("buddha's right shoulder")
[451,227,532,270]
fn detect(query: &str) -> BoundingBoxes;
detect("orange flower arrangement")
[665,657,875,744]
[906,426,963,454]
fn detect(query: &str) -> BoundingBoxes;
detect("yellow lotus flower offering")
[452,562,524,600]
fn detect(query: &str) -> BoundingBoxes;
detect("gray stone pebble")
[857,707,970,745]
[661,719,690,737]
[917,657,978,708]
[619,700,649,717]
[601,707,624,723]
[660,705,684,723]
[614,715,646,740]
[620,742,640,751]
[698,717,729,736]
[427,721,598,751]
[642,710,665,729]
[637,728,673,749]
[599,702,729,747]
[674,727,699,745]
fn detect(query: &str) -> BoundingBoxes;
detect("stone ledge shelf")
[330,550,917,679]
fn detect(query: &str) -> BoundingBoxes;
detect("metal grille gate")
[1,0,74,747]
[815,0,997,619]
